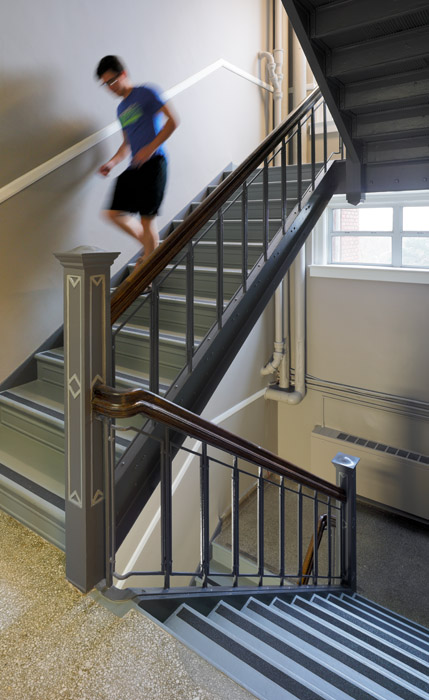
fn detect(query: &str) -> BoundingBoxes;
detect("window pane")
[403,207,429,231]
[331,236,392,264]
[332,208,393,232]
[402,237,429,267]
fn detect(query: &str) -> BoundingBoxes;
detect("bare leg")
[103,210,144,244]
[139,216,159,262]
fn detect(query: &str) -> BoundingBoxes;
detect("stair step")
[209,600,424,700]
[350,594,429,641]
[242,597,429,699]
[318,594,429,661]
[166,603,338,699]
[156,265,245,300]
[335,594,429,652]
[285,597,429,677]
[192,198,297,221]
[119,292,217,338]
[171,217,282,243]
[197,542,285,587]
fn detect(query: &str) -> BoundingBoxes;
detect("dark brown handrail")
[299,513,336,585]
[110,87,322,324]
[92,384,345,501]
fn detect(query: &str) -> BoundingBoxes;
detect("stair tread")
[242,597,429,698]
[286,596,429,675]
[210,600,425,700]
[167,603,342,700]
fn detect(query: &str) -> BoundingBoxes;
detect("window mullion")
[392,204,402,267]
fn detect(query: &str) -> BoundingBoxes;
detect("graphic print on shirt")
[119,104,143,128]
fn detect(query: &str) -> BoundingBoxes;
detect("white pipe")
[261,284,284,375]
[265,245,306,404]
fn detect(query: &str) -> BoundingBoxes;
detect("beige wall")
[274,254,429,517]
[0,0,270,382]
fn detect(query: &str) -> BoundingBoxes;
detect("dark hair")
[95,55,126,79]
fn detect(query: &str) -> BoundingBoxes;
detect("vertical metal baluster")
[232,456,240,587]
[323,101,328,170]
[279,476,285,586]
[257,467,265,586]
[149,283,159,394]
[242,182,249,291]
[327,497,332,586]
[217,208,224,328]
[263,158,269,260]
[186,242,195,371]
[297,484,303,580]
[297,124,302,210]
[311,107,316,190]
[200,443,210,587]
[160,427,172,589]
[281,139,287,233]
[313,492,318,586]
[103,417,116,588]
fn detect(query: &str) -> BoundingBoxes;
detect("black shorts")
[109,155,167,217]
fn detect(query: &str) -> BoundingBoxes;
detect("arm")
[132,102,179,167]
[99,135,131,176]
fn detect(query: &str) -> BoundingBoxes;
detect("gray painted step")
[157,265,244,300]
[207,179,311,201]
[114,326,188,382]
[120,292,217,338]
[333,594,429,652]
[202,542,285,587]
[209,601,421,700]
[340,593,429,644]
[285,597,429,677]
[315,594,429,661]
[349,594,429,640]
[35,348,170,392]
[243,597,429,699]
[166,603,339,699]
[192,198,297,220]
[171,217,282,243]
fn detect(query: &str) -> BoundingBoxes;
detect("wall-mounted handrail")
[111,87,322,323]
[92,383,345,502]
[0,60,272,207]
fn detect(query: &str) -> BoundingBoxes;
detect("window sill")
[309,265,429,285]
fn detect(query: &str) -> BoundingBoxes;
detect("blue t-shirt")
[117,85,166,162]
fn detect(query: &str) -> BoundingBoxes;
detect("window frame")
[311,190,429,283]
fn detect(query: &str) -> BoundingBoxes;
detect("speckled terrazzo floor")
[0,510,255,700]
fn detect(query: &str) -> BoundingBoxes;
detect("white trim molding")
[0,59,273,207]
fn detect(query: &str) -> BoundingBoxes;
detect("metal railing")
[110,88,342,461]
[93,386,357,596]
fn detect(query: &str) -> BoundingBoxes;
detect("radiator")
[311,426,429,521]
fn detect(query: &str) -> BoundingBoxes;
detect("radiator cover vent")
[316,426,429,465]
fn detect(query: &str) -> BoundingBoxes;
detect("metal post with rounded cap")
[332,451,359,591]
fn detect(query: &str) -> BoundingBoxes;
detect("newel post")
[55,246,119,592]
[332,452,359,592]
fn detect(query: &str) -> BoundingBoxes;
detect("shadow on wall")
[0,73,103,189]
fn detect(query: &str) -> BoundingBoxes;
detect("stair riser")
[159,268,243,300]
[171,218,281,243]
[121,298,217,338]
[0,402,63,454]
[114,335,187,381]
[193,199,296,220]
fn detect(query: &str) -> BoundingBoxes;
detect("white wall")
[0,0,270,382]
[274,253,429,518]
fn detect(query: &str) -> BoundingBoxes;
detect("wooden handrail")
[300,513,336,585]
[110,88,322,324]
[92,385,346,502]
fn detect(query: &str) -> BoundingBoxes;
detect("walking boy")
[96,55,178,263]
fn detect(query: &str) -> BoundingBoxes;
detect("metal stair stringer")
[114,159,342,547]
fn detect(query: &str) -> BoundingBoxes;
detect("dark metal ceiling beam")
[314,0,429,39]
[329,26,429,78]
[355,105,429,141]
[343,69,429,113]
[281,0,361,164]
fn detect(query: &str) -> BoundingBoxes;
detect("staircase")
[160,591,429,699]
[282,0,429,196]
[0,162,322,549]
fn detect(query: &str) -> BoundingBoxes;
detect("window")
[314,192,429,270]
